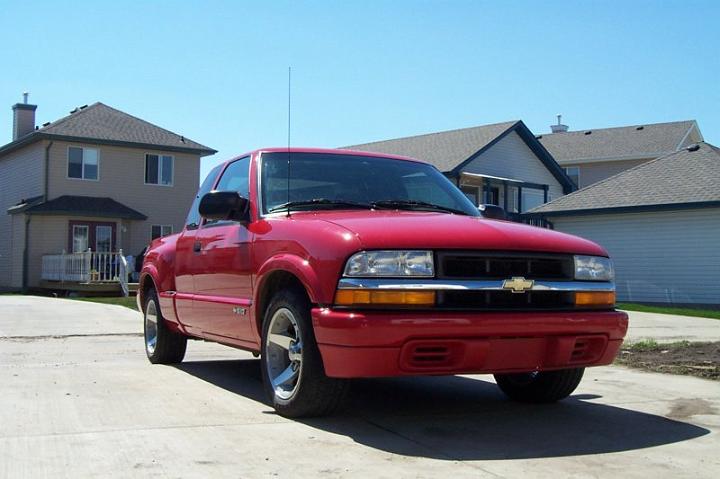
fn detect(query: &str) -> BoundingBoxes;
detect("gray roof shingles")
[537,120,697,162]
[1,102,216,156]
[343,121,518,172]
[528,142,720,215]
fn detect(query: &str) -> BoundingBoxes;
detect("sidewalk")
[624,310,720,343]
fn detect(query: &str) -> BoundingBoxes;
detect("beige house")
[537,118,703,189]
[0,99,215,292]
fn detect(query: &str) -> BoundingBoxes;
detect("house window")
[72,225,89,253]
[151,225,173,240]
[95,225,113,252]
[68,147,99,180]
[186,165,222,230]
[145,154,174,186]
[564,166,580,188]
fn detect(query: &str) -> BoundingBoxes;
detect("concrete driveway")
[1,295,718,478]
[623,310,720,343]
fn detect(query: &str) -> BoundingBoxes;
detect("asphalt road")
[0,295,718,478]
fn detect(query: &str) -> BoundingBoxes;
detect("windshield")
[260,152,480,216]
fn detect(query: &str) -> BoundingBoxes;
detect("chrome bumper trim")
[337,278,615,292]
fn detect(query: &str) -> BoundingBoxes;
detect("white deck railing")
[41,249,129,296]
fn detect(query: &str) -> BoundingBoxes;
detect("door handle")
[193,241,202,253]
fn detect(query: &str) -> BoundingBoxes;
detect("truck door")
[191,156,255,344]
[174,164,222,334]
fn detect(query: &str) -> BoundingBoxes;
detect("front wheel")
[144,288,187,364]
[261,288,348,418]
[494,368,585,403]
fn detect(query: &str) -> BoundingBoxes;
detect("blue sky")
[1,0,718,181]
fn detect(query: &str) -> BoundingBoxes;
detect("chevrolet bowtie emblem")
[502,276,534,293]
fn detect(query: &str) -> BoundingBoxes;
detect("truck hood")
[294,210,608,256]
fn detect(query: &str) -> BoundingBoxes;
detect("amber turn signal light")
[335,289,436,307]
[575,291,616,307]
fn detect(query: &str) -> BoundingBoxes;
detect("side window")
[185,165,222,230]
[216,156,250,198]
[203,156,251,226]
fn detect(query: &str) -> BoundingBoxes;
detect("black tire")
[494,368,585,403]
[261,288,348,418]
[143,288,187,364]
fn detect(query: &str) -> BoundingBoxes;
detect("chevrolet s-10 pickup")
[138,148,628,417]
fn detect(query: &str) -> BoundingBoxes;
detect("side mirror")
[199,190,249,222]
[478,204,507,220]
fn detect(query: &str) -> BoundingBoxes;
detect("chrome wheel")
[145,299,158,356]
[265,307,303,401]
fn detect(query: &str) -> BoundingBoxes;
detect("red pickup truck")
[139,148,628,417]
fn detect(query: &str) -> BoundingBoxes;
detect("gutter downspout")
[44,141,53,200]
[22,214,31,292]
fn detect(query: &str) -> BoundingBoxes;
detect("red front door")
[68,221,116,252]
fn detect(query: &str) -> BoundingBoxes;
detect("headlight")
[344,250,434,277]
[574,255,614,281]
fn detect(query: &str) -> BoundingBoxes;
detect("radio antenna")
[286,66,291,218]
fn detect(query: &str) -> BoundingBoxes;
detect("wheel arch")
[254,267,314,340]
[137,271,156,311]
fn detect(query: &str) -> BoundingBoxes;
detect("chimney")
[550,114,569,133]
[12,92,37,140]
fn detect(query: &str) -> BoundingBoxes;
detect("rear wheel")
[494,368,584,403]
[144,288,187,364]
[261,288,348,417]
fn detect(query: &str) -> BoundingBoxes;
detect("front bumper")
[312,308,628,378]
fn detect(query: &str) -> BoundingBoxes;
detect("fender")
[254,253,324,306]
[137,266,158,311]
[139,240,182,330]
[138,266,179,327]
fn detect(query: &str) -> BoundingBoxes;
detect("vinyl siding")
[10,214,26,288]
[461,131,565,200]
[565,158,652,189]
[552,209,720,305]
[47,141,200,256]
[0,142,45,288]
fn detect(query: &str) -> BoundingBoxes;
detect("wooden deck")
[41,251,132,296]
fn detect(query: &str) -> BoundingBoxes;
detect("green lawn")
[618,302,720,320]
[69,296,139,311]
[1,292,139,311]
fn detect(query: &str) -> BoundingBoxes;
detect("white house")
[527,142,720,306]
[344,120,575,219]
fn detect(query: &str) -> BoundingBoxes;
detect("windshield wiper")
[268,198,373,213]
[371,199,469,216]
